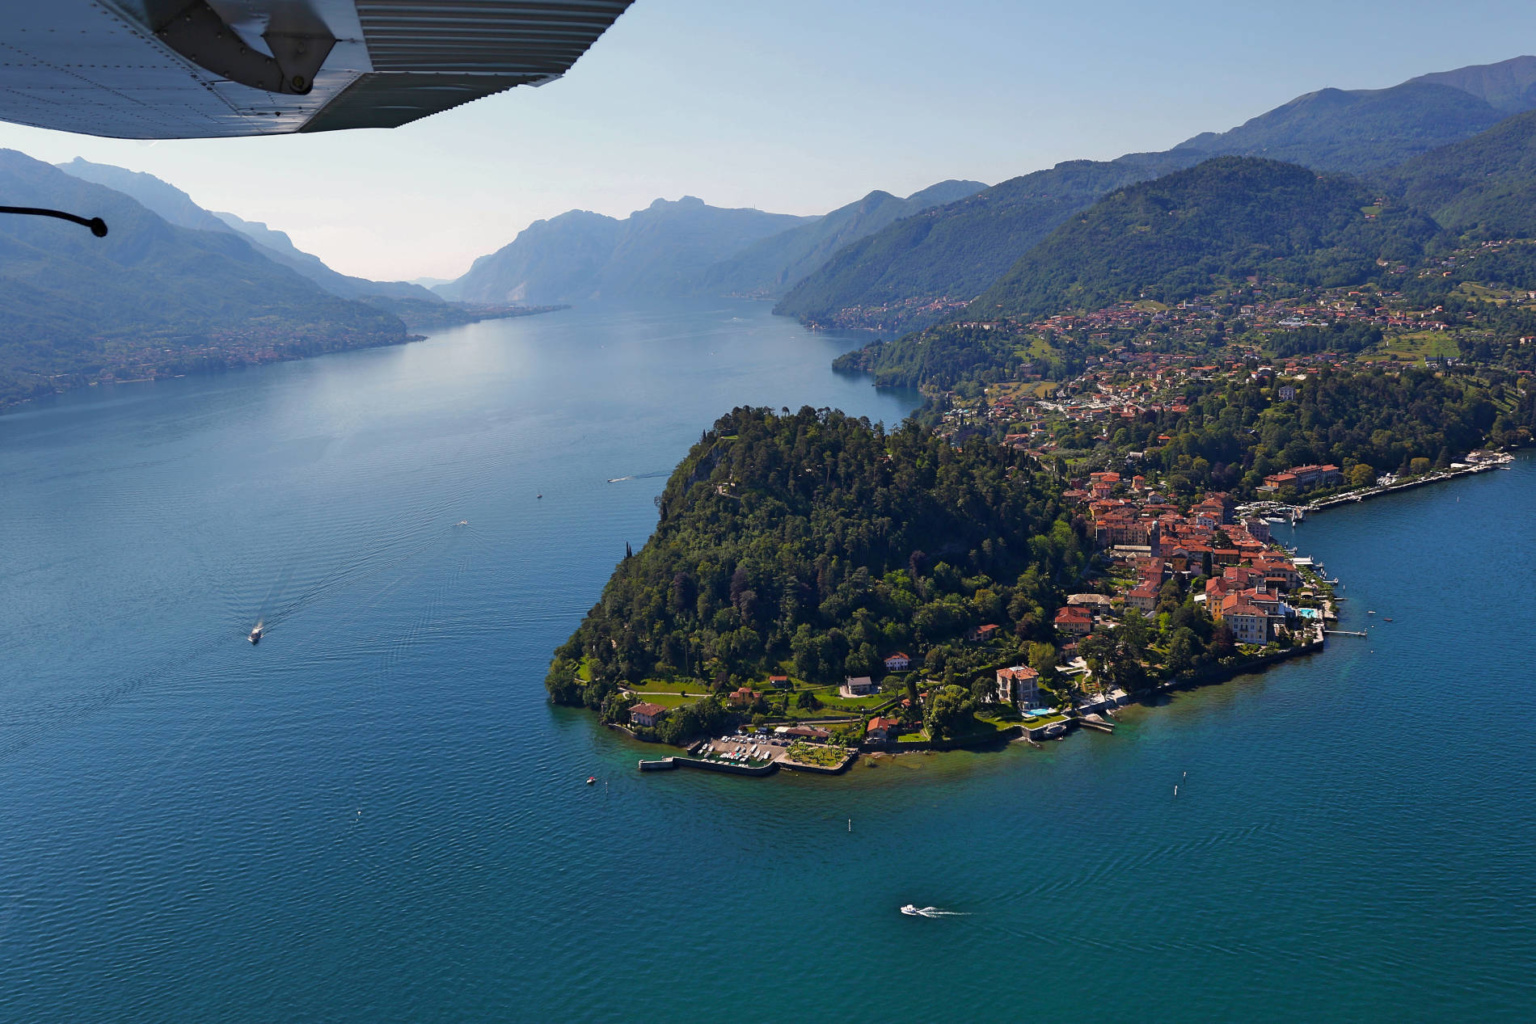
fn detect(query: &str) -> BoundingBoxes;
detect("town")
[619,474,1342,779]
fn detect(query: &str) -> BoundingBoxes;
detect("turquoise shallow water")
[1,301,1533,1022]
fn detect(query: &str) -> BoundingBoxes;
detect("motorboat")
[248,623,264,644]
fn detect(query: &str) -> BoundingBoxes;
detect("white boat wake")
[900,904,969,918]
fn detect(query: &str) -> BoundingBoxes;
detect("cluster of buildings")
[1058,481,1313,649]
[1258,463,1343,494]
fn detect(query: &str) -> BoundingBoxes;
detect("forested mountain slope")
[775,154,1191,333]
[1386,109,1536,238]
[969,157,1439,321]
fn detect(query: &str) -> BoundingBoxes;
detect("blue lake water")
[1,301,1533,1022]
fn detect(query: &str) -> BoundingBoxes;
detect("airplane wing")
[0,0,634,139]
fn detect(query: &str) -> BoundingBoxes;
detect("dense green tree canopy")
[546,407,1085,709]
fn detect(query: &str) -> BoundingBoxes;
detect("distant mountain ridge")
[0,150,409,407]
[1410,55,1536,113]
[776,55,1536,334]
[700,180,986,299]
[438,198,814,305]
[57,158,442,305]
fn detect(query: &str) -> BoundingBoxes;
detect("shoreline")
[626,634,1332,781]
[0,304,567,417]
[1237,452,1516,523]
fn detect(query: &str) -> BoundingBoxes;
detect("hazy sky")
[3,0,1534,281]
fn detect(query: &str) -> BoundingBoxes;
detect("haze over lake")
[1,301,1532,1021]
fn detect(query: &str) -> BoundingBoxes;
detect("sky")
[2,0,1534,282]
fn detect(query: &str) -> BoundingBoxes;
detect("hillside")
[970,157,1439,321]
[1386,109,1536,238]
[440,198,812,304]
[0,150,409,408]
[701,179,986,298]
[545,406,1076,713]
[776,57,1536,335]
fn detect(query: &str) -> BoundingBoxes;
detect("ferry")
[248,623,264,644]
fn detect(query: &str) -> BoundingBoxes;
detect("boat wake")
[900,905,969,918]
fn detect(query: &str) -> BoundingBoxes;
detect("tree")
[1118,609,1152,656]
[1165,627,1200,676]
[925,684,977,740]
[795,689,822,711]
[1348,463,1375,488]
[1209,621,1236,661]
[1028,641,1058,685]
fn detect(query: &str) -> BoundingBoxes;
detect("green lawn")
[1362,330,1460,362]
[625,691,700,709]
[784,742,847,768]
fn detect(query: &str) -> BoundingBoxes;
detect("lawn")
[1361,330,1460,362]
[631,678,712,695]
[784,742,847,768]
[626,691,700,709]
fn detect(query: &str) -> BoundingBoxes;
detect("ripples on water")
[0,302,1532,1021]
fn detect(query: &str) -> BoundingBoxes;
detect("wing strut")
[153,1,335,95]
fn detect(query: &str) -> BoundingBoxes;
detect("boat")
[248,623,264,644]
[901,905,942,917]
[1383,618,1393,623]
[586,776,596,785]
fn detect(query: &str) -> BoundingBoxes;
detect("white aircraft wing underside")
[0,0,633,139]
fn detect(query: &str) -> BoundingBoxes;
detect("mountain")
[439,198,813,304]
[969,157,1440,321]
[1171,82,1507,173]
[776,56,1536,335]
[700,180,986,298]
[55,157,232,233]
[774,154,1191,333]
[0,149,408,407]
[57,158,442,305]
[1410,55,1536,113]
[208,210,438,302]
[1386,108,1536,238]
